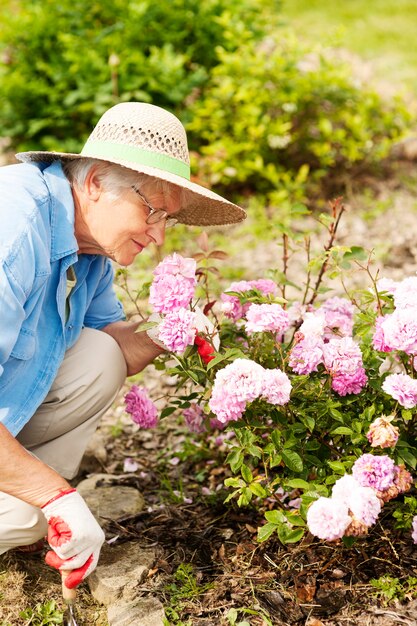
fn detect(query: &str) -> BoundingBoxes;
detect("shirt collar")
[43,161,79,262]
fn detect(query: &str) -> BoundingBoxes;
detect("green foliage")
[0,0,280,152]
[370,575,417,606]
[227,606,274,626]
[392,495,417,530]
[163,563,213,625]
[20,600,63,625]
[188,33,412,203]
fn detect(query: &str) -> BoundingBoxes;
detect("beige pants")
[0,327,127,554]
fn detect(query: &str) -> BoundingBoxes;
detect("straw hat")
[15,102,246,226]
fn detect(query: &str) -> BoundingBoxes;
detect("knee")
[0,498,48,552]
[84,328,127,404]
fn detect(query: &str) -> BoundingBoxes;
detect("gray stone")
[107,597,165,626]
[77,473,145,524]
[88,542,156,606]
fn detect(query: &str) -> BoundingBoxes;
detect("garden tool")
[61,571,80,626]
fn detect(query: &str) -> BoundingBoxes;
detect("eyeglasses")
[131,185,178,228]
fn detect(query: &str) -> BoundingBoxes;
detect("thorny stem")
[301,236,312,306]
[117,272,146,320]
[281,233,289,302]
[360,260,383,316]
[338,251,383,316]
[198,260,211,304]
[317,436,343,458]
[196,258,221,328]
[307,197,346,307]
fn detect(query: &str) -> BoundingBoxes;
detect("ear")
[83,165,103,202]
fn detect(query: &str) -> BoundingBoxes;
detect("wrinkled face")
[74,172,181,266]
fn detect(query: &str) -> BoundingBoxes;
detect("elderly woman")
[0,102,245,588]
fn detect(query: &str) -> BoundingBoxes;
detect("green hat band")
[81,139,190,179]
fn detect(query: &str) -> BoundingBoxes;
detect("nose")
[146,221,166,246]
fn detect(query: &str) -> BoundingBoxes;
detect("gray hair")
[62,158,179,200]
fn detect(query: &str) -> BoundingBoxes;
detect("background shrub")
[187,34,412,203]
[0,1,412,211]
[0,0,281,152]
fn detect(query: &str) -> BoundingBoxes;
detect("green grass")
[280,0,417,96]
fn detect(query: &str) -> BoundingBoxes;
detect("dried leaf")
[295,580,316,602]
[147,568,158,578]
[197,231,209,252]
[208,250,229,260]
[245,524,258,534]
[192,252,206,262]
[203,300,217,315]
[218,543,226,562]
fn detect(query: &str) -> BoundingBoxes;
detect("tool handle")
[61,570,77,602]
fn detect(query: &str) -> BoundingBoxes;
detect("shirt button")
[67,325,73,330]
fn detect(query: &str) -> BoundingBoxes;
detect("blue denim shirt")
[0,161,125,436]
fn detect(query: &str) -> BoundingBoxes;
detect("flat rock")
[88,542,156,606]
[107,597,165,626]
[76,473,145,524]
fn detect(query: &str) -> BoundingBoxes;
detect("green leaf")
[206,348,247,370]
[257,522,278,543]
[238,488,252,506]
[134,321,157,333]
[329,408,345,422]
[247,444,263,458]
[285,514,306,528]
[397,450,417,469]
[223,492,238,504]
[160,406,177,418]
[342,536,357,548]
[330,426,353,435]
[327,460,346,474]
[280,527,305,543]
[303,415,315,431]
[302,485,329,500]
[227,449,244,473]
[224,477,245,488]
[249,482,267,498]
[361,405,376,421]
[269,453,282,468]
[281,449,303,472]
[343,246,368,262]
[285,478,310,489]
[401,409,413,422]
[241,464,253,483]
[265,509,286,524]
[271,430,281,448]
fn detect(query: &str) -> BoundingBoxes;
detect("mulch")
[85,411,417,626]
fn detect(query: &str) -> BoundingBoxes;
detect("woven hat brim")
[15,151,247,226]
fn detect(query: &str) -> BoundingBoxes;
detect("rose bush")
[123,199,417,547]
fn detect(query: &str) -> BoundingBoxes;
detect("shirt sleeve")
[83,259,125,329]
[0,263,27,377]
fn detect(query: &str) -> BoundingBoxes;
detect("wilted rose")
[366,416,399,449]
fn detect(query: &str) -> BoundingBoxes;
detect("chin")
[115,252,139,266]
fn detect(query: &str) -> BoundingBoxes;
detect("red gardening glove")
[194,335,216,364]
[41,489,105,589]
